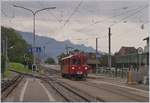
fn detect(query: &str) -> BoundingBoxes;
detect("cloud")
[1,0,149,53]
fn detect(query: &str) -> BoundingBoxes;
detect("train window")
[72,59,81,65]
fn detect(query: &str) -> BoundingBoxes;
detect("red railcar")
[60,52,89,79]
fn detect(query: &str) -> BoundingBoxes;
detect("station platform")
[88,73,149,91]
[4,77,55,102]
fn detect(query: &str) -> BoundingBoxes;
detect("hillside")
[17,31,97,61]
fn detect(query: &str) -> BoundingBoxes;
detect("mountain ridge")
[17,31,98,61]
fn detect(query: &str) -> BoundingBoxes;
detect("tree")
[1,26,33,73]
[99,54,108,66]
[57,52,67,64]
[99,54,116,67]
[74,49,80,52]
[45,57,55,64]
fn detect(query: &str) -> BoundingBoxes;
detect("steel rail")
[1,75,24,101]
[44,67,104,102]
[45,77,91,102]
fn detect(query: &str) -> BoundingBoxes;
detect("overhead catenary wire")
[110,4,148,27]
[78,5,148,32]
[77,4,148,39]
[1,10,8,17]
[56,0,83,39]
[2,1,15,19]
[71,34,107,42]
[63,0,83,26]
[38,2,63,24]
[1,8,15,25]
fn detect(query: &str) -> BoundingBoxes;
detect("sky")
[1,0,149,53]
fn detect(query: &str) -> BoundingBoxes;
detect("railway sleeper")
[48,77,103,102]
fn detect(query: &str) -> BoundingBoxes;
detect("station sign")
[27,47,42,53]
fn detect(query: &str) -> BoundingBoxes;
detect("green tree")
[74,49,80,52]
[99,54,108,66]
[57,52,68,64]
[45,57,56,64]
[1,26,33,73]
[99,54,116,67]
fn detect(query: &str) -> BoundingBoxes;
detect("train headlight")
[84,67,88,70]
[72,67,75,70]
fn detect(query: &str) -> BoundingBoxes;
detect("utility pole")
[2,39,5,56]
[33,13,36,65]
[108,27,112,71]
[2,39,6,69]
[96,37,98,74]
[13,5,56,71]
[5,37,8,69]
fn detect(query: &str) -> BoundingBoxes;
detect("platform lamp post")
[13,5,56,71]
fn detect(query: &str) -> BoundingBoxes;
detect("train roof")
[61,52,87,61]
[61,55,74,60]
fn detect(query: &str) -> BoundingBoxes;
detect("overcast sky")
[1,0,149,53]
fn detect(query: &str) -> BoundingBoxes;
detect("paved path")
[88,74,149,91]
[21,78,55,102]
[4,77,55,102]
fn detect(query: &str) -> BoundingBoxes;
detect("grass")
[3,62,32,78]
[9,62,32,73]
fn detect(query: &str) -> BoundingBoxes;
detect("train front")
[70,53,90,79]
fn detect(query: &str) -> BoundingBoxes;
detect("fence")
[96,67,129,78]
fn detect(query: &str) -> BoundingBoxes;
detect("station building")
[115,37,149,80]
[115,36,148,68]
[86,52,101,73]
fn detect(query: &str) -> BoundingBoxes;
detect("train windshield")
[72,59,81,65]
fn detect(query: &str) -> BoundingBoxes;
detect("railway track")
[42,66,104,102]
[1,75,24,101]
[43,66,148,102]
[78,80,148,102]
[43,76,103,102]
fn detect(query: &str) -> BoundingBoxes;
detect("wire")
[1,10,8,17]
[76,4,148,38]
[71,34,107,42]
[38,2,62,24]
[63,0,83,26]
[78,5,148,32]
[110,4,148,27]
[1,9,15,25]
[55,0,83,37]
